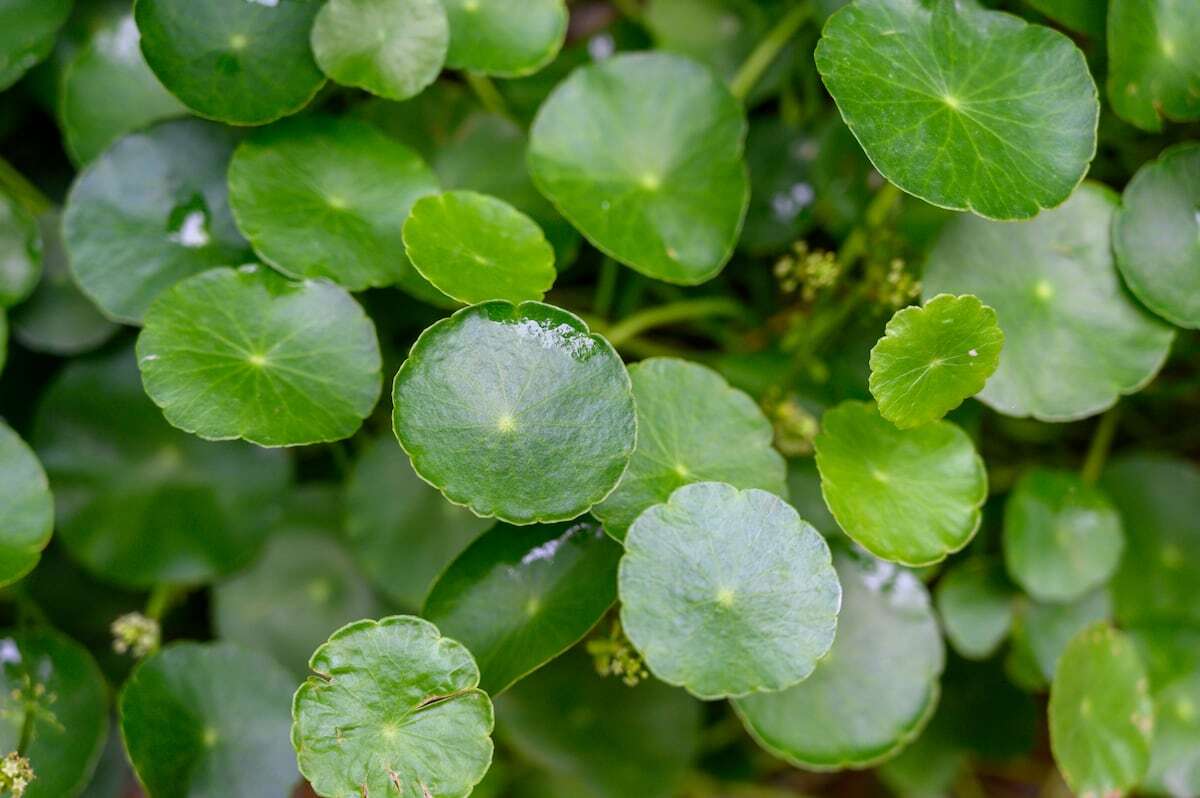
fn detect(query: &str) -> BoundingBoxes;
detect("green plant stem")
[729,2,813,102]
[145,584,183,621]
[16,701,36,756]
[605,298,748,347]
[0,157,52,215]
[837,181,903,267]
[594,258,620,317]
[464,72,512,121]
[1080,405,1120,484]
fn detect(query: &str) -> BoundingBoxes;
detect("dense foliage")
[0,0,1197,797]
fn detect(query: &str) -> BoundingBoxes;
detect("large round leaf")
[0,191,41,308]
[424,517,621,695]
[1003,468,1124,603]
[1106,0,1200,132]
[0,422,52,588]
[593,357,785,541]
[441,0,567,77]
[1049,623,1154,797]
[814,400,987,566]
[33,345,291,588]
[120,642,298,797]
[63,118,250,324]
[312,0,448,101]
[619,482,840,700]
[393,300,636,524]
[135,0,326,125]
[869,294,1004,429]
[137,265,383,447]
[923,183,1174,421]
[403,190,556,304]
[292,616,494,798]
[1112,142,1200,328]
[227,115,443,294]
[0,628,107,798]
[935,558,1014,661]
[0,0,72,90]
[735,547,944,770]
[815,0,1098,220]
[528,52,749,285]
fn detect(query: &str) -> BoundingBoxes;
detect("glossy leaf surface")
[1106,0,1200,131]
[935,558,1014,661]
[0,0,72,90]
[0,422,53,588]
[441,0,567,77]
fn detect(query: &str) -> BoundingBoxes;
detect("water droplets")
[512,318,596,358]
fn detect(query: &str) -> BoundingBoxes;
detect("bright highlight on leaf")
[137,265,383,447]
[869,294,1003,429]
[1106,0,1200,132]
[441,0,567,77]
[292,615,494,798]
[0,422,52,589]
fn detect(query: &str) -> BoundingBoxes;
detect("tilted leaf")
[1129,624,1200,797]
[0,0,72,90]
[0,191,41,308]
[1014,588,1113,682]
[440,0,567,77]
[0,422,52,588]
[1106,0,1200,132]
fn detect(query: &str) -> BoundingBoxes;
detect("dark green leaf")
[1022,0,1105,39]
[0,422,52,588]
[1017,588,1113,681]
[1106,0,1200,132]
[935,558,1014,661]
[0,0,72,90]
[441,0,567,77]
[0,190,41,308]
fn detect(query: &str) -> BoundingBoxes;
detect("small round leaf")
[1130,624,1200,798]
[1017,588,1113,682]
[137,265,383,447]
[441,0,567,78]
[292,615,494,798]
[392,300,636,524]
[814,400,987,566]
[0,190,41,308]
[0,0,72,90]
[1106,0,1200,132]
[619,482,840,700]
[935,558,1015,661]
[0,422,52,589]
[528,52,749,285]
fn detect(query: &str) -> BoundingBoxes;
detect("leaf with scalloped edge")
[1106,0,1200,132]
[441,0,566,77]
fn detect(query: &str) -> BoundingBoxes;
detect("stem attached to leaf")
[729,2,814,102]
[604,297,748,347]
[1080,405,1120,484]
[463,72,513,122]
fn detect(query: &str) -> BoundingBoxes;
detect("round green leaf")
[869,294,1004,429]
[120,642,298,797]
[815,0,1098,220]
[734,547,944,770]
[1003,468,1124,604]
[292,615,494,798]
[33,345,291,588]
[312,0,448,101]
[593,357,786,541]
[392,300,636,524]
[0,0,72,90]
[1113,142,1200,328]
[403,190,556,305]
[1049,623,1154,797]
[0,190,41,308]
[227,115,443,295]
[1017,588,1113,682]
[619,482,840,700]
[424,517,621,695]
[528,52,749,285]
[0,628,107,798]
[923,183,1174,421]
[344,435,491,609]
[935,558,1014,661]
[134,0,326,125]
[0,422,52,588]
[441,0,567,78]
[814,400,987,566]
[63,118,250,324]
[1106,0,1200,132]
[137,265,383,447]
[1130,624,1200,797]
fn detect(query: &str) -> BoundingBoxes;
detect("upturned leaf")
[0,422,52,588]
[935,558,1015,661]
[1106,0,1200,132]
[440,0,567,77]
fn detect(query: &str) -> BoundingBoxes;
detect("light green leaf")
[120,642,298,797]
[312,0,448,101]
[1003,468,1124,603]
[619,481,840,700]
[440,0,566,77]
[923,183,1174,421]
[734,546,944,770]
[1113,142,1200,328]
[424,517,621,695]
[814,400,987,566]
[528,52,749,285]
[393,300,636,524]
[137,265,383,447]
[1106,0,1200,132]
[1049,623,1154,797]
[403,190,556,304]
[869,294,1003,429]
[292,616,494,798]
[0,422,52,589]
[63,119,250,324]
[815,0,1098,220]
[593,357,786,541]
[1016,588,1113,682]
[134,0,326,125]
[935,558,1014,661]
[0,190,41,308]
[0,0,72,90]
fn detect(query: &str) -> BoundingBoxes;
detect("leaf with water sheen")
[0,191,41,308]
[441,0,567,77]
[734,547,944,769]
[137,265,383,447]
[393,300,636,524]
[923,183,1174,421]
[135,0,326,125]
[619,482,840,700]
[0,0,72,90]
[424,517,620,694]
[935,558,1014,660]
[403,190,556,304]
[815,400,987,566]
[292,616,494,798]
[815,0,1098,220]
[528,52,749,285]
[593,357,786,541]
[0,422,52,588]
[1106,0,1200,132]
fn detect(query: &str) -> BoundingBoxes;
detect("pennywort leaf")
[441,0,567,78]
[0,0,72,91]
[0,422,52,589]
[1106,0,1200,132]
[935,558,1014,661]
[0,191,41,308]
